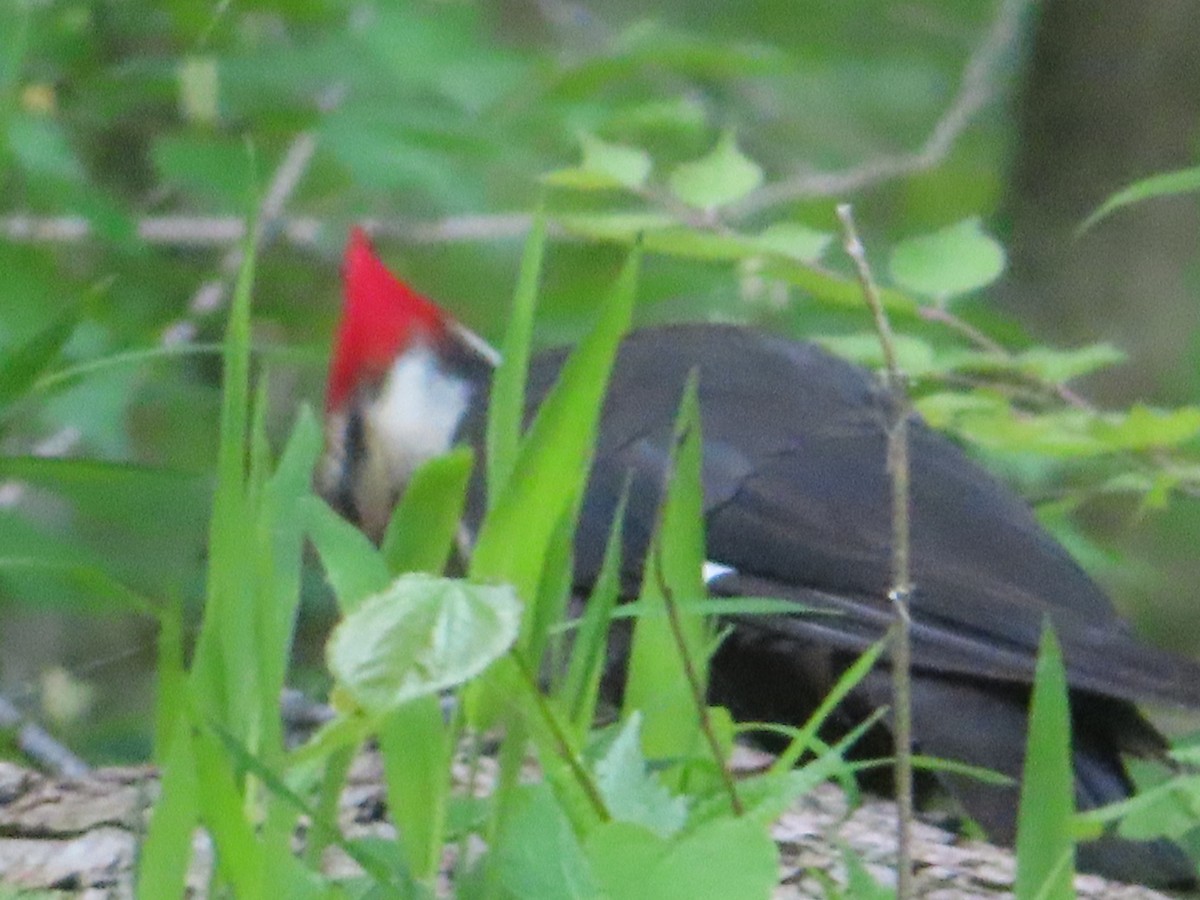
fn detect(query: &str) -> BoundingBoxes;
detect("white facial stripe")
[703,560,736,586]
[348,341,474,541]
[371,343,473,472]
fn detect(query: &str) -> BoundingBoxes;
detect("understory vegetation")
[3,1,1200,897]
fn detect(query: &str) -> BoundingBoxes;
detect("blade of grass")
[189,224,259,734]
[378,696,453,883]
[381,447,474,575]
[486,212,546,503]
[0,311,76,409]
[509,651,610,830]
[28,342,224,399]
[304,495,391,611]
[1015,620,1075,900]
[254,406,324,874]
[255,406,323,739]
[210,719,405,889]
[528,500,579,674]
[623,372,711,775]
[306,744,357,871]
[152,593,187,763]
[137,715,201,900]
[561,487,628,740]
[770,638,888,772]
[0,558,155,616]
[192,721,266,900]
[470,246,639,890]
[470,243,640,610]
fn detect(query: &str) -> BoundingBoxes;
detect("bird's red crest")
[325,227,448,412]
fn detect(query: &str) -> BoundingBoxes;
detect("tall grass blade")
[487,212,546,503]
[1015,620,1075,900]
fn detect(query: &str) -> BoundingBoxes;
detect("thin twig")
[653,545,745,816]
[0,691,89,777]
[509,650,611,822]
[917,304,1008,357]
[172,131,318,341]
[836,203,915,899]
[729,0,1031,219]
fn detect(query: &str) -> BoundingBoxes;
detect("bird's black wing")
[539,323,1200,709]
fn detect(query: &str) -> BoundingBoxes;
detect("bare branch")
[174,131,318,339]
[0,210,537,250]
[729,0,1031,219]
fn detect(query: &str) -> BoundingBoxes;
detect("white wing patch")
[703,560,736,586]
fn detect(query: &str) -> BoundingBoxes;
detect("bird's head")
[318,227,496,540]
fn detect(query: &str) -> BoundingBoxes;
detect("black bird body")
[455,324,1200,886]
[321,230,1200,886]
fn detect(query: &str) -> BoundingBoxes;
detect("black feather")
[454,323,1200,887]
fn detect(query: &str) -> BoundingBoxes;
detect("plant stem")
[836,203,915,899]
[654,548,745,816]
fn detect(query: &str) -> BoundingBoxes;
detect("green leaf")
[1008,344,1125,384]
[817,333,937,377]
[491,784,601,899]
[644,228,762,262]
[0,311,76,410]
[594,712,688,838]
[7,113,83,180]
[0,556,154,617]
[327,573,521,714]
[842,846,893,899]
[1092,405,1200,451]
[580,133,652,189]
[1080,165,1200,233]
[152,135,257,208]
[178,55,220,125]
[304,496,391,611]
[753,221,833,263]
[544,133,652,191]
[668,132,763,210]
[558,212,675,242]
[768,256,919,314]
[939,344,1126,384]
[381,447,475,575]
[913,390,1009,431]
[946,406,1107,458]
[889,217,1006,300]
[586,816,778,900]
[583,822,665,899]
[1015,621,1075,900]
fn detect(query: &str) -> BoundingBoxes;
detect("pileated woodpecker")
[319,227,1200,887]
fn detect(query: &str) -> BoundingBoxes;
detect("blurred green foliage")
[1,0,1198,771]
